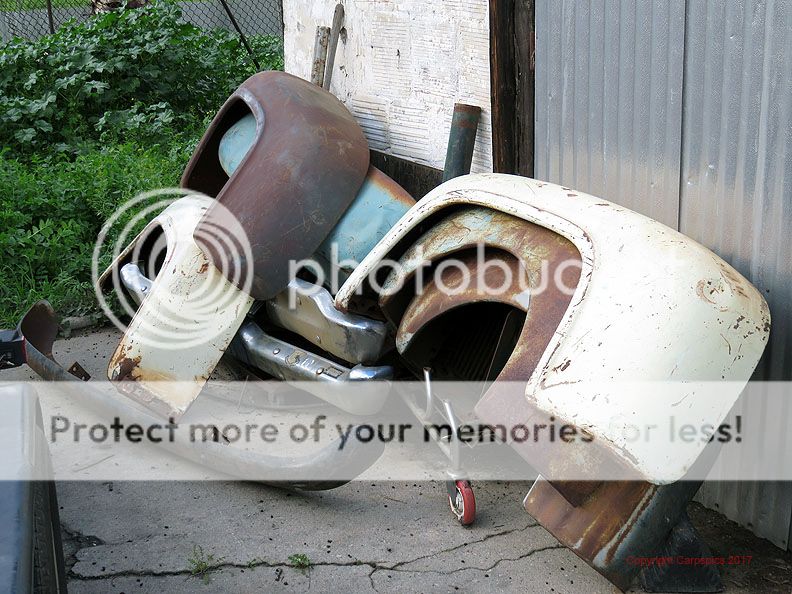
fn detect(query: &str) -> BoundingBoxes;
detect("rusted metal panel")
[396,251,529,345]
[336,173,771,588]
[379,207,580,362]
[184,71,370,301]
[338,175,770,486]
[524,477,706,591]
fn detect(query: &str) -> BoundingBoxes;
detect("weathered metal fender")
[15,301,385,490]
[335,173,771,590]
[183,71,370,300]
[337,173,771,480]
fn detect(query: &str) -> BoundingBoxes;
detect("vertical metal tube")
[442,103,482,182]
[45,0,55,34]
[421,367,434,420]
[218,0,260,70]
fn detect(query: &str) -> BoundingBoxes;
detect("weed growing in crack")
[187,545,224,584]
[288,553,312,573]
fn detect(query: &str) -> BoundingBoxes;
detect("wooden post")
[311,26,331,86]
[489,0,534,177]
[323,3,345,90]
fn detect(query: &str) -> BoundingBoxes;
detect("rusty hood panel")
[183,71,370,301]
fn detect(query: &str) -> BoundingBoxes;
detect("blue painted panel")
[217,113,413,290]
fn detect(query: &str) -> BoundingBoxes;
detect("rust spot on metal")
[695,279,719,305]
[185,71,370,301]
[524,479,656,591]
[67,361,91,381]
[396,251,530,352]
[18,301,59,359]
[114,355,141,382]
[367,165,415,208]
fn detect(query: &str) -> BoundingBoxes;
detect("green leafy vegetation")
[288,553,312,571]
[0,1,282,152]
[187,544,224,583]
[0,1,283,326]
[0,0,87,10]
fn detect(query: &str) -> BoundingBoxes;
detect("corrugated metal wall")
[680,0,792,551]
[535,0,686,228]
[536,0,792,549]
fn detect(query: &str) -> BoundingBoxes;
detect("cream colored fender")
[336,173,770,485]
[98,196,254,419]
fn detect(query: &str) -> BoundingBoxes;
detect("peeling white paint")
[283,0,493,174]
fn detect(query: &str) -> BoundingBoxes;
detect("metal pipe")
[421,367,434,420]
[45,0,54,34]
[217,0,260,70]
[442,103,482,182]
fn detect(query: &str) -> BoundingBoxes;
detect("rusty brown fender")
[183,71,370,300]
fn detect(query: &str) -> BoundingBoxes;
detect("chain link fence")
[0,0,282,43]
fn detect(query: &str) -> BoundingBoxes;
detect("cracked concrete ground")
[59,480,592,593]
[5,327,792,593]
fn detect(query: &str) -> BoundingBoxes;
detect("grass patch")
[0,138,194,326]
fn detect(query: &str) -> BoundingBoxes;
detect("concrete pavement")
[3,327,791,593]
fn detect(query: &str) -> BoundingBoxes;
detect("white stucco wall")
[283,0,493,174]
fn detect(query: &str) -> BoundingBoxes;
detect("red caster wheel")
[447,479,476,526]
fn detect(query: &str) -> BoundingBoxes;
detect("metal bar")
[217,0,260,70]
[442,103,482,181]
[311,26,331,86]
[18,301,382,490]
[228,321,393,415]
[265,279,389,365]
[45,0,54,34]
[322,3,345,90]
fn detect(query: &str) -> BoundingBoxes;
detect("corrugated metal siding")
[536,0,792,550]
[534,0,686,228]
[694,385,792,550]
[680,0,792,550]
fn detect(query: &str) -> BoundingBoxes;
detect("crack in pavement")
[60,523,106,573]
[385,522,539,571]
[68,559,379,582]
[67,521,551,586]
